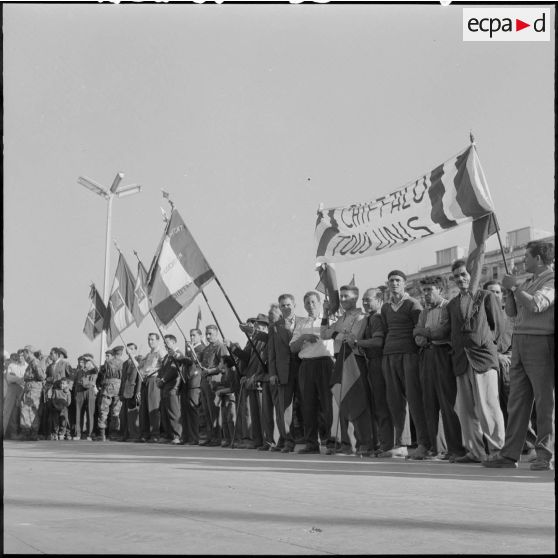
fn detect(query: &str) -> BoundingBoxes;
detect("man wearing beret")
[118,343,142,442]
[96,346,124,442]
[380,270,429,459]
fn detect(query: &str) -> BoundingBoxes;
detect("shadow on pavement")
[4,496,554,538]
[5,442,553,484]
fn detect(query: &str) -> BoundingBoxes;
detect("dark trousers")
[200,377,220,441]
[502,335,555,462]
[277,359,303,449]
[382,352,430,449]
[75,389,96,437]
[220,399,236,443]
[181,387,201,443]
[140,376,161,439]
[337,355,374,451]
[419,345,465,457]
[247,388,263,447]
[260,381,279,447]
[160,388,182,439]
[49,407,69,436]
[365,356,394,451]
[121,398,140,440]
[298,357,334,449]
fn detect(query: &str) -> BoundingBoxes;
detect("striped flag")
[315,263,340,316]
[105,253,137,346]
[83,284,107,341]
[147,209,214,326]
[331,342,368,421]
[467,212,499,292]
[315,144,495,263]
[132,260,150,326]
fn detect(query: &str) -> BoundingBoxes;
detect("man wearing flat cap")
[19,345,46,440]
[380,270,430,459]
[227,314,270,450]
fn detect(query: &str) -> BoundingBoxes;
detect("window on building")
[492,266,499,280]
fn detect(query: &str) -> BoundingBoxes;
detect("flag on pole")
[467,212,499,292]
[315,263,340,315]
[315,144,495,263]
[105,253,137,346]
[147,209,215,326]
[331,343,368,422]
[83,284,107,341]
[196,305,202,330]
[132,260,150,326]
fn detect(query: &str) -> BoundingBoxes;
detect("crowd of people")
[3,240,554,472]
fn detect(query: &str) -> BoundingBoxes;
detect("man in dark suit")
[267,294,304,453]
[180,328,206,445]
[432,259,505,463]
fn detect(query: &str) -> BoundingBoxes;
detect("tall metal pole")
[100,194,114,364]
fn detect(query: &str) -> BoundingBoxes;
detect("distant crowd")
[3,240,554,472]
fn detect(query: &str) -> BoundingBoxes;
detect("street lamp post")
[77,172,142,362]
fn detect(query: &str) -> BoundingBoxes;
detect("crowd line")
[3,241,554,472]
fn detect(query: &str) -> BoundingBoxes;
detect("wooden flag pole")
[469,134,510,275]
[213,275,268,373]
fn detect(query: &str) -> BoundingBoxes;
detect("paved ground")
[3,440,554,555]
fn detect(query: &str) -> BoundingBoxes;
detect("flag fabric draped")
[132,260,150,326]
[331,342,368,422]
[196,306,202,330]
[467,212,499,292]
[83,284,107,341]
[315,144,495,263]
[105,253,137,346]
[315,263,340,316]
[147,209,215,326]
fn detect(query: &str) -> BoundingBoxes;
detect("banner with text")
[315,145,495,263]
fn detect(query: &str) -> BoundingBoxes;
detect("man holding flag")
[433,259,505,464]
[321,284,374,456]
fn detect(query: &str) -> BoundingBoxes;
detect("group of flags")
[83,139,502,430]
[83,209,211,346]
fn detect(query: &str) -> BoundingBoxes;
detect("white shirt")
[291,315,334,359]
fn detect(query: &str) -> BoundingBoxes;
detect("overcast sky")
[3,3,554,361]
